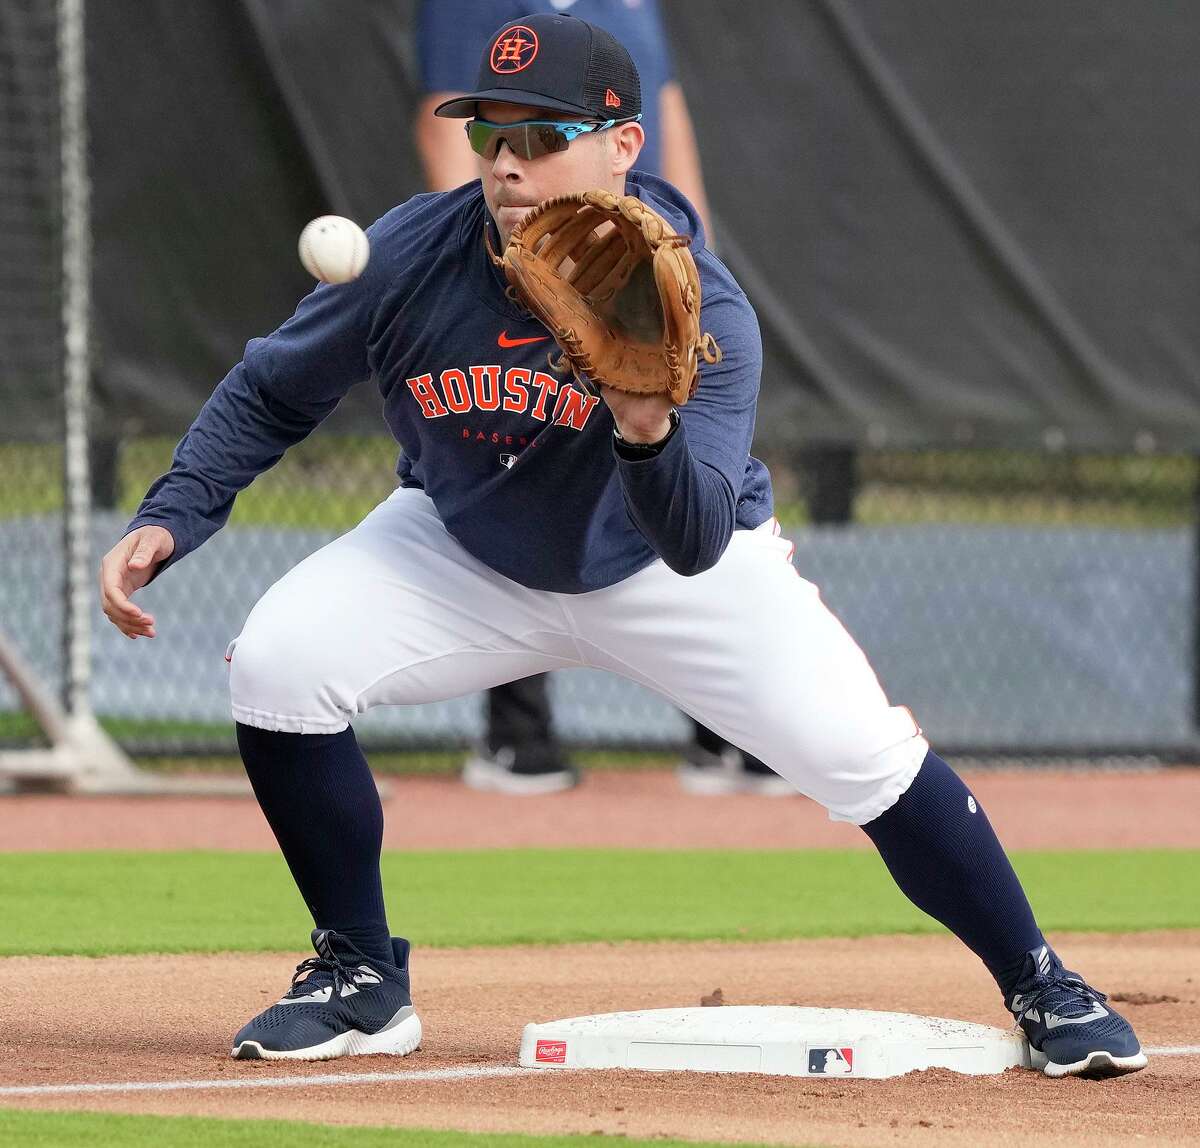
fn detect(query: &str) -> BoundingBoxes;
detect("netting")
[0,1,64,748]
[5,430,1197,759]
[2,2,1197,765]
[0,3,61,426]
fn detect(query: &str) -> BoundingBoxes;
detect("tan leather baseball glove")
[493,189,722,406]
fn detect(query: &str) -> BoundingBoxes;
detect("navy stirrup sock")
[236,723,393,969]
[861,750,1043,997]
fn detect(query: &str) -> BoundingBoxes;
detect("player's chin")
[496,204,535,233]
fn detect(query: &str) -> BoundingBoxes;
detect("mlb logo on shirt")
[808,1046,854,1074]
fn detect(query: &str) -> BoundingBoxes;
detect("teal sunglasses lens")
[465,120,580,161]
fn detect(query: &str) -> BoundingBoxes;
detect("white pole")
[58,0,92,718]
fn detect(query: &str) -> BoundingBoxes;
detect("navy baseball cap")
[433,12,642,121]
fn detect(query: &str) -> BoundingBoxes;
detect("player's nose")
[490,140,526,180]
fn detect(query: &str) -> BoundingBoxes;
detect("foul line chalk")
[1,1048,1196,1099]
[0,1064,537,1098]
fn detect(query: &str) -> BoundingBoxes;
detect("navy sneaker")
[1007,943,1147,1078]
[232,929,421,1061]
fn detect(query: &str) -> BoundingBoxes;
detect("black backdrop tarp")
[668,0,1200,449]
[5,0,1200,449]
[1,0,64,442]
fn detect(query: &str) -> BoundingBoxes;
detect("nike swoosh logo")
[498,331,549,348]
[1044,1003,1109,1029]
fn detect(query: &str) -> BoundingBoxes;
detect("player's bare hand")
[600,387,674,445]
[99,526,175,639]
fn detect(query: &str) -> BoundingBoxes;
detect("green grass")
[0,1110,795,1148]
[0,709,680,773]
[0,712,238,755]
[116,436,399,528]
[0,711,45,744]
[139,749,679,777]
[3,437,1197,527]
[0,849,1195,957]
[0,443,63,517]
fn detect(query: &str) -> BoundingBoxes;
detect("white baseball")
[298,216,369,284]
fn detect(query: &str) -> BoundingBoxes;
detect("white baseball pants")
[227,487,927,824]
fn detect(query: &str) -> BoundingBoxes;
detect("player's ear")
[607,121,644,177]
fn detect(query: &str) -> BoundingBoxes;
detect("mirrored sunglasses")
[465,115,641,161]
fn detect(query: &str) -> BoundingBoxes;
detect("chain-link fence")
[0,0,65,754]
[3,2,1198,767]
[3,431,1198,759]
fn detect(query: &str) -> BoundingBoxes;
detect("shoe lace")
[286,954,359,998]
[1012,973,1108,1025]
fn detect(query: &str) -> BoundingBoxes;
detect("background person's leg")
[678,718,796,797]
[564,521,927,825]
[464,675,577,794]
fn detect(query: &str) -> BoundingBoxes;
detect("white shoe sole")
[1042,1048,1148,1078]
[461,758,578,795]
[676,765,798,797]
[676,764,741,796]
[232,1008,422,1061]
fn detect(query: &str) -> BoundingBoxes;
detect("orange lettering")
[553,387,600,431]
[405,373,448,419]
[470,365,501,411]
[530,371,559,421]
[503,367,531,412]
[441,368,472,413]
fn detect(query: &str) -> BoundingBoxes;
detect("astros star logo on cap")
[491,25,539,73]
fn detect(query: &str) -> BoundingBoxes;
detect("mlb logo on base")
[808,1047,854,1074]
[535,1039,568,1064]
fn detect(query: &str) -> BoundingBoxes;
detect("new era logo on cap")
[535,1039,568,1063]
[605,88,621,108]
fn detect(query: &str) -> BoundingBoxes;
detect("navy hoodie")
[127,172,774,593]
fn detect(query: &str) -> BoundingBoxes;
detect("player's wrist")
[613,410,675,445]
[613,408,680,459]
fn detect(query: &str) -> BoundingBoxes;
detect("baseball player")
[416,0,790,798]
[99,13,1145,1078]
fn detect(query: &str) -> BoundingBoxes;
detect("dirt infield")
[2,766,1197,851]
[2,768,1197,1146]
[1,933,1197,1147]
